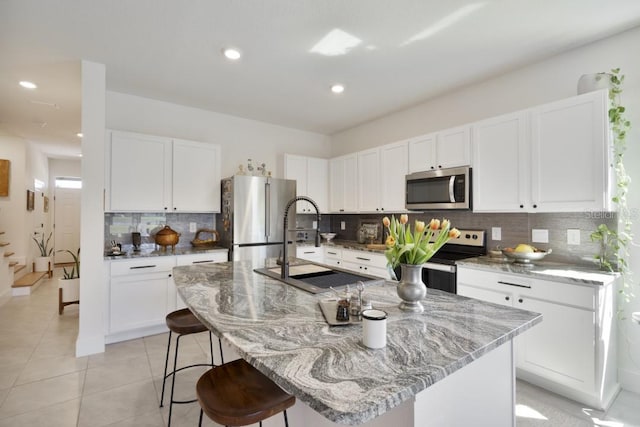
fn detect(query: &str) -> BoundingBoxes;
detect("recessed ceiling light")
[19,81,37,89]
[76,133,83,138]
[222,48,241,60]
[331,84,345,94]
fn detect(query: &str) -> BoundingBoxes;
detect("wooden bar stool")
[197,358,295,427]
[160,308,224,427]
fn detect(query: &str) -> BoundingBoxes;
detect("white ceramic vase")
[34,256,51,272]
[577,73,612,95]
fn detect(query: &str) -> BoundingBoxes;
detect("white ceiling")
[2,0,640,158]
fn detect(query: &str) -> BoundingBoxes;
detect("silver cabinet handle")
[356,257,370,261]
[192,260,214,264]
[130,265,156,269]
[497,280,531,289]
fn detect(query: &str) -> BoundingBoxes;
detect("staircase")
[0,231,46,297]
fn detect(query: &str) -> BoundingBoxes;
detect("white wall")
[26,141,51,262]
[106,91,331,178]
[330,26,640,393]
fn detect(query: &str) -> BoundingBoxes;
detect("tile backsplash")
[104,212,216,251]
[300,211,617,267]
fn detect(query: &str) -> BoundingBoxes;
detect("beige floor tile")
[0,363,25,390]
[77,378,159,427]
[0,346,34,369]
[32,333,79,360]
[15,354,88,385]
[104,408,165,427]
[0,388,9,408]
[87,338,147,369]
[0,370,85,419]
[83,354,153,395]
[0,398,80,427]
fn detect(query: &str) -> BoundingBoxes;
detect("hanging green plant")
[590,68,634,304]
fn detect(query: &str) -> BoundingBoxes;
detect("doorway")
[54,177,81,264]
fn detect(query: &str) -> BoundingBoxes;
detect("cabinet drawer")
[324,247,343,259]
[176,251,228,266]
[110,257,176,276]
[342,249,386,267]
[457,267,595,310]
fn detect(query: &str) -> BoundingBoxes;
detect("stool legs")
[197,409,290,427]
[160,330,222,427]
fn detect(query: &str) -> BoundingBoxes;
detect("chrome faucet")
[281,196,321,279]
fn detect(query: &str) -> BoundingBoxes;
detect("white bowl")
[320,233,336,242]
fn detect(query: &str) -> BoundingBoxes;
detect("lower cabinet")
[457,266,618,409]
[106,250,228,343]
[296,246,324,263]
[341,249,390,279]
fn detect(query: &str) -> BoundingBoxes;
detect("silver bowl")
[502,248,551,264]
[320,233,336,242]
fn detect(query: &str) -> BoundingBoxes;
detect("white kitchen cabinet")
[284,154,328,213]
[472,111,529,212]
[172,139,221,212]
[329,154,358,213]
[108,257,176,339]
[108,131,171,212]
[457,266,618,409]
[323,247,343,268]
[358,141,409,213]
[106,130,221,212]
[341,249,390,279]
[296,246,324,263]
[472,90,611,212]
[408,126,471,173]
[530,90,610,212]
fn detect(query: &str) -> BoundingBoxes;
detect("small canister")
[362,309,387,349]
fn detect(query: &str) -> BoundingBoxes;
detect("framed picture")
[27,189,34,211]
[44,196,49,213]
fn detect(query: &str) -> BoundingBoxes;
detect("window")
[55,177,82,189]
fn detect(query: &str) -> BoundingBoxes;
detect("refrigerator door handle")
[265,181,271,238]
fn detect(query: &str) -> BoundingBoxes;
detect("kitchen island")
[173,259,542,426]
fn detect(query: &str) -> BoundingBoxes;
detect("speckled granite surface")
[173,259,542,425]
[103,246,228,260]
[457,256,618,286]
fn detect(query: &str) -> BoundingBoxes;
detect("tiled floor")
[0,269,639,427]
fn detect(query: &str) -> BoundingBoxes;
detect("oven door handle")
[448,175,456,202]
[423,262,456,273]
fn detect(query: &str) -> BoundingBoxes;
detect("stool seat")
[166,308,209,335]
[197,359,295,426]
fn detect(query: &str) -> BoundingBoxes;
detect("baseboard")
[619,367,640,394]
[105,324,169,345]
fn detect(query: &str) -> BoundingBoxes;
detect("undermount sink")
[254,263,384,294]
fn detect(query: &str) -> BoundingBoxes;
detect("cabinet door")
[436,125,471,169]
[343,154,358,212]
[530,90,608,212]
[358,148,381,212]
[172,139,221,212]
[380,141,408,211]
[329,157,345,212]
[110,273,171,332]
[457,283,512,306]
[109,131,171,211]
[284,154,310,213]
[517,296,596,392]
[408,133,437,173]
[307,157,328,213]
[472,112,529,212]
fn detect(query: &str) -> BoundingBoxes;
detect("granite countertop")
[457,256,619,286]
[104,246,228,260]
[173,259,541,425]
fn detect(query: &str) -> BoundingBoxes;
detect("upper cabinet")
[530,90,610,212]
[329,154,358,213]
[473,90,611,212]
[472,111,529,212]
[284,154,328,213]
[408,125,471,173]
[106,131,221,212]
[358,141,408,213]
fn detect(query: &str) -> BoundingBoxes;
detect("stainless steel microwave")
[405,166,471,210]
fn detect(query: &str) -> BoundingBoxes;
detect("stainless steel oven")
[394,229,485,294]
[405,166,471,210]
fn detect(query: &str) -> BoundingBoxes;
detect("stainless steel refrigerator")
[218,175,296,261]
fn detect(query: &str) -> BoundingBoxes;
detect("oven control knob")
[472,234,478,240]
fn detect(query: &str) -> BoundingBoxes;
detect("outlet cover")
[341,221,346,230]
[312,220,318,229]
[492,227,502,241]
[567,229,581,245]
[189,222,197,232]
[531,229,549,243]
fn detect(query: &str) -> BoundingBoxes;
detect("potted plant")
[57,248,80,314]
[32,232,53,275]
